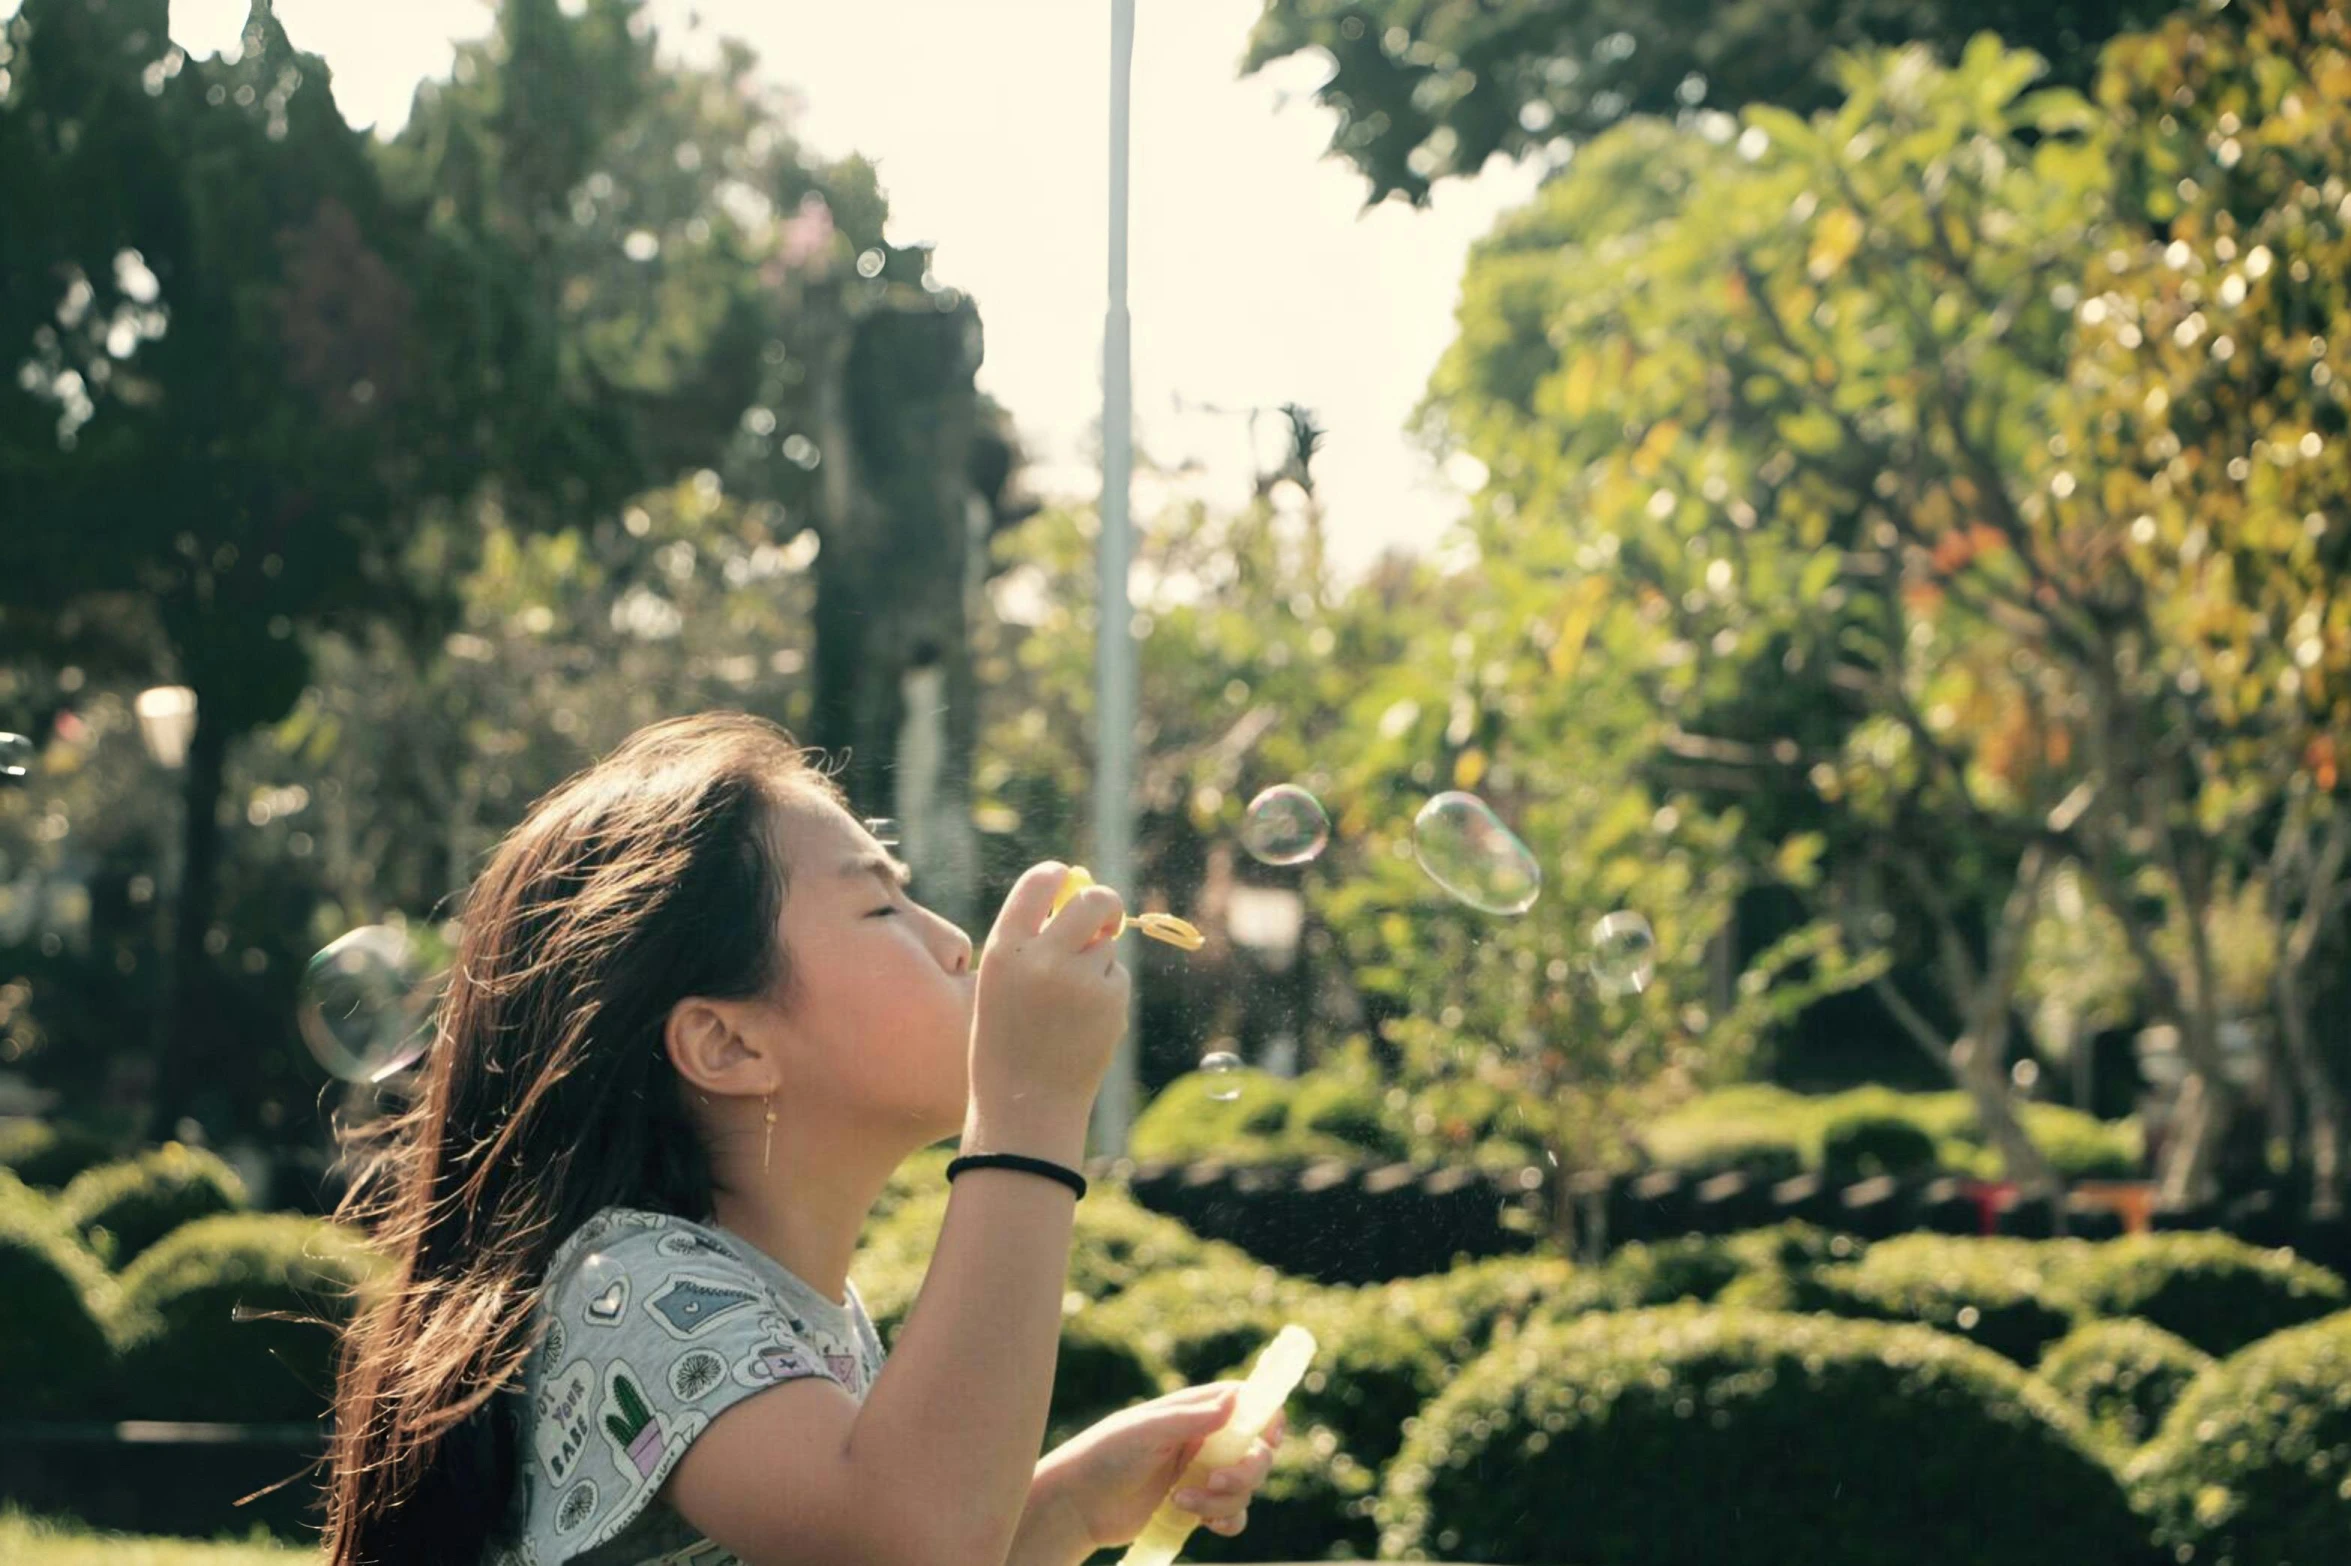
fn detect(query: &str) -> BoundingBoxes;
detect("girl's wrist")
[960,1103,1089,1171]
[1009,1456,1096,1566]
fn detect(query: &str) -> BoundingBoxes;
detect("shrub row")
[1642,1082,2143,1183]
[1,1172,379,1424]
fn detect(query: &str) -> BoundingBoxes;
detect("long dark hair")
[320,712,845,1564]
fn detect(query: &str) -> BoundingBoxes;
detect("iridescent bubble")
[1589,911,1657,996]
[1239,785,1330,866]
[297,925,432,1083]
[1411,792,1541,915]
[1200,1050,1244,1101]
[0,733,30,782]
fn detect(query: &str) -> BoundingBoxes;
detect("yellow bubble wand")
[1052,865,1205,952]
[1119,1325,1318,1566]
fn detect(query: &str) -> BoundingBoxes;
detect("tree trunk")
[809,300,986,931]
[144,705,229,1144]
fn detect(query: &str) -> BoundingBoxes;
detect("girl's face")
[764,797,976,1138]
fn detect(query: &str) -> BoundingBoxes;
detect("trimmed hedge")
[1377,1307,2151,1566]
[0,1170,116,1419]
[0,1119,120,1191]
[2129,1311,2351,1564]
[854,1182,1256,1347]
[112,1212,382,1423]
[1185,1418,1380,1563]
[1084,1263,1319,1387]
[58,1144,249,1268]
[1366,1252,1580,1359]
[1044,1305,1175,1448]
[1641,1085,2140,1183]
[2045,1231,2348,1357]
[2037,1319,2211,1451]
[1818,1111,1938,1183]
[1765,1235,2084,1365]
[1234,1291,1446,1469]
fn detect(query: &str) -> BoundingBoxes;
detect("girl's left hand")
[1032,1382,1286,1550]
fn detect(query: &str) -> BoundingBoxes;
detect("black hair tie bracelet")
[945,1152,1088,1201]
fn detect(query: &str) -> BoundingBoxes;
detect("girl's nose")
[936,916,974,975]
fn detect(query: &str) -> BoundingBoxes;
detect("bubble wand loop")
[1118,1325,1318,1566]
[1053,866,1205,952]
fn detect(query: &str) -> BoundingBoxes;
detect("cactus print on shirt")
[485,1207,888,1565]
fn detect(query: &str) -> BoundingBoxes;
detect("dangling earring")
[762,1091,777,1174]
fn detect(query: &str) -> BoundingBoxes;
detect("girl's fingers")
[1204,1506,1249,1536]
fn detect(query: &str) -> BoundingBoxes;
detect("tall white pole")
[1090,0,1139,1158]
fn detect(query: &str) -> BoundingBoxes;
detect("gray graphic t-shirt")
[486,1206,888,1565]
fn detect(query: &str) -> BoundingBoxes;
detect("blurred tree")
[0,0,476,1141]
[1424,41,2113,1200]
[2058,0,2351,1214]
[1242,0,2175,205]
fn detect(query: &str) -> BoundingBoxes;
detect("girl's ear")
[665,997,767,1097]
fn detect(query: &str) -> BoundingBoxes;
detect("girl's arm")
[663,1104,1088,1566]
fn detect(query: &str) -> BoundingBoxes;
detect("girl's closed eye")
[868,905,899,918]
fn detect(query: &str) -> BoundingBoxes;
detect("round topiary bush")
[1793,1234,2084,1365]
[1129,1067,1304,1163]
[0,1118,119,1190]
[0,1171,116,1419]
[1378,1307,2151,1566]
[1595,1236,1749,1307]
[1044,1305,1176,1448]
[1288,1072,1408,1163]
[2037,1319,2212,1451]
[2128,1311,2351,1565]
[1219,1289,1446,1469]
[1818,1110,1940,1183]
[1186,1418,1380,1563]
[58,1143,249,1268]
[1369,1252,1580,1360]
[112,1212,382,1423]
[855,1182,1253,1346]
[2048,1232,2348,1357]
[1084,1262,1320,1386]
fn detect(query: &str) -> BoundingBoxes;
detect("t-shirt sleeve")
[519,1217,846,1562]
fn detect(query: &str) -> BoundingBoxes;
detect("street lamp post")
[134,686,197,1140]
[1090,0,1140,1159]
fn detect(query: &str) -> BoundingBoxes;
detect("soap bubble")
[1412,792,1542,915]
[0,733,30,782]
[1200,1050,1244,1101]
[1589,911,1657,995]
[297,925,433,1082]
[1239,785,1330,866]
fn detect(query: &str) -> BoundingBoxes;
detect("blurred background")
[7,1,2351,1562]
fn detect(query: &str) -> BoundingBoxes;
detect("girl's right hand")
[967,861,1132,1140]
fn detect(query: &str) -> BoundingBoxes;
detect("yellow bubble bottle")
[1053,866,1205,952]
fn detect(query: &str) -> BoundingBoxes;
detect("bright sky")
[152,0,1546,578]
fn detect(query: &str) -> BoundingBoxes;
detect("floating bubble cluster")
[0,732,30,782]
[1411,791,1542,915]
[1239,784,1330,867]
[1589,911,1658,996]
[1199,1050,1244,1101]
[296,925,434,1083]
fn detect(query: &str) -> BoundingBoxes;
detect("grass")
[0,1509,314,1565]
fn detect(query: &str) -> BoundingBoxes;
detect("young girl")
[322,713,1282,1564]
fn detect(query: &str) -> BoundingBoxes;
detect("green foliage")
[854,1183,1257,1349]
[57,1144,248,1268]
[1793,1235,2085,1365]
[1376,1306,2148,1566]
[1287,1071,1408,1163]
[0,1506,308,1564]
[111,1212,382,1423]
[2046,1232,2350,1358]
[0,1121,119,1191]
[1184,1419,1380,1563]
[1243,1292,1447,1470]
[1242,0,2169,204]
[1818,1110,1941,1182]
[1126,1068,1323,1165]
[1043,1307,1176,1449]
[2037,1318,2212,1451]
[2128,1312,2351,1565]
[1643,1086,2140,1182]
[1365,1252,1581,1359]
[0,1171,115,1419]
[1083,1263,1320,1388]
